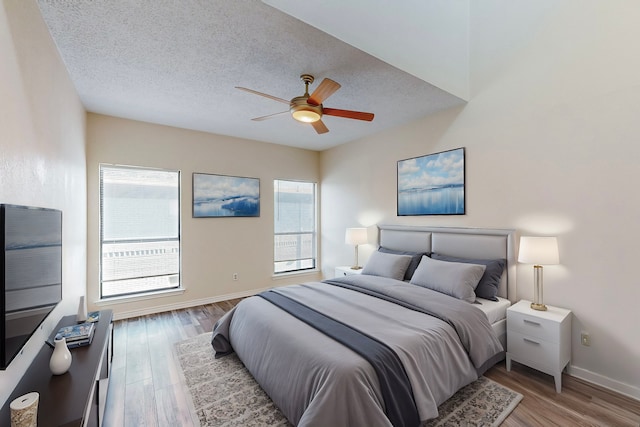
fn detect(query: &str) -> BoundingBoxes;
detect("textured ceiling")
[37,0,465,151]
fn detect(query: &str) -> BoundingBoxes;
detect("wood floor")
[104,301,640,427]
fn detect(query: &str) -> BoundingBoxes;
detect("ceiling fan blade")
[323,108,374,122]
[311,119,329,134]
[251,111,289,121]
[235,87,290,105]
[308,78,341,106]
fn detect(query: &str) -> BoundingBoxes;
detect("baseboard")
[568,365,640,401]
[111,287,269,321]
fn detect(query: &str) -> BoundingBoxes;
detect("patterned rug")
[175,333,522,427]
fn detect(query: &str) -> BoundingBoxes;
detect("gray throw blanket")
[258,289,420,427]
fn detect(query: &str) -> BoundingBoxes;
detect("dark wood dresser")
[0,309,113,427]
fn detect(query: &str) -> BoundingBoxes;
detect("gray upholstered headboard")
[378,225,516,302]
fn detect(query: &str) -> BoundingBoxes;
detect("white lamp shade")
[518,236,559,265]
[345,228,368,246]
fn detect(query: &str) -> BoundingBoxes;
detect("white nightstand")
[334,266,363,278]
[506,300,572,393]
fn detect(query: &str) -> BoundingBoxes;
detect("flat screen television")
[0,204,62,369]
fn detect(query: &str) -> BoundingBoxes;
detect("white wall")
[0,0,86,406]
[321,1,640,399]
[264,0,471,99]
[86,114,321,319]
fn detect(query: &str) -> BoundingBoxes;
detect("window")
[274,180,317,274]
[100,165,180,298]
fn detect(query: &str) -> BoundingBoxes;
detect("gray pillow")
[410,255,486,303]
[430,253,506,301]
[361,251,412,281]
[377,247,428,281]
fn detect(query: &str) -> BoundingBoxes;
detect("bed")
[212,225,516,426]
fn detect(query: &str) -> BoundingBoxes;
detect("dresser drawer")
[507,310,559,343]
[507,330,560,370]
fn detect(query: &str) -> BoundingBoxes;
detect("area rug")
[175,333,522,427]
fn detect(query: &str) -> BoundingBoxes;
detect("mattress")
[475,296,511,349]
[475,296,511,324]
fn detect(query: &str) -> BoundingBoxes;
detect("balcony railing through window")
[101,237,180,297]
[274,231,316,273]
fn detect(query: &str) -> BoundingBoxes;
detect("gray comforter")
[212,275,504,426]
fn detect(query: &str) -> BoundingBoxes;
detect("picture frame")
[193,173,260,218]
[397,147,465,216]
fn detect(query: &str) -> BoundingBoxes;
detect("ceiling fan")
[236,74,374,134]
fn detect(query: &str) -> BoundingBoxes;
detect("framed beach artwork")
[397,147,465,216]
[193,173,260,218]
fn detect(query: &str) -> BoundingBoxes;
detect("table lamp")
[518,236,559,311]
[345,228,368,270]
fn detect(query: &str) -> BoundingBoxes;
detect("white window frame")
[99,164,181,299]
[274,179,317,274]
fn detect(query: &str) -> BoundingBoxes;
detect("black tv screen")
[0,204,62,369]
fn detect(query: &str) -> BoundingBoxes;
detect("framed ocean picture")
[193,173,260,218]
[397,147,465,216]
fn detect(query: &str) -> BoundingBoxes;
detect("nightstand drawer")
[508,331,559,370]
[507,311,559,343]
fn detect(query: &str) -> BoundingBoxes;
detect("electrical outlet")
[232,273,238,281]
[581,332,591,346]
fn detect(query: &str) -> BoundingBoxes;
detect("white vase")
[49,335,72,375]
[77,295,87,322]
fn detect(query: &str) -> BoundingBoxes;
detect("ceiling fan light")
[290,96,322,123]
[292,109,321,123]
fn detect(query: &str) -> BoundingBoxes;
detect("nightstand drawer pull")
[523,337,541,345]
[523,319,541,326]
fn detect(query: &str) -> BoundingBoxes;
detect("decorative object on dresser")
[49,335,72,375]
[506,300,571,393]
[48,321,96,349]
[334,265,363,278]
[9,392,38,427]
[86,311,100,323]
[517,236,559,311]
[76,295,87,322]
[344,227,368,269]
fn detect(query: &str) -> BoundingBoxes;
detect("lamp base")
[530,302,547,311]
[350,266,363,270]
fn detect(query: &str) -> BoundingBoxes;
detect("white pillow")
[361,251,412,281]
[410,256,486,303]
